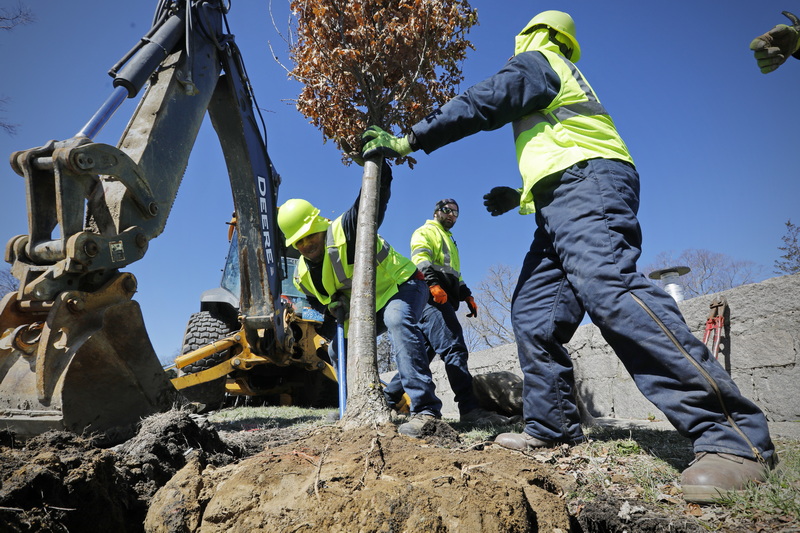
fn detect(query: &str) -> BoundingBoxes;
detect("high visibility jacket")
[512,49,633,214]
[409,48,636,215]
[293,217,418,335]
[410,219,468,306]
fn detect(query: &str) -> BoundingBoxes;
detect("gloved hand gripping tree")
[287,0,477,426]
[288,0,476,166]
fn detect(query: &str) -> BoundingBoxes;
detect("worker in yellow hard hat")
[277,163,449,438]
[362,10,776,504]
[750,10,800,73]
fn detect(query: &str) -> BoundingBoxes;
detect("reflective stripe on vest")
[513,101,609,139]
[511,51,633,214]
[324,229,390,290]
[411,221,462,279]
[513,56,608,140]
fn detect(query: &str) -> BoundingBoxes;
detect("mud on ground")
[0,409,790,532]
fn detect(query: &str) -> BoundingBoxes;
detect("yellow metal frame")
[170,317,411,413]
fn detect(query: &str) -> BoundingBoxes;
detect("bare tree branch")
[643,249,763,298]
[1,3,35,135]
[462,264,518,351]
[0,266,19,297]
[775,219,800,275]
[0,3,34,31]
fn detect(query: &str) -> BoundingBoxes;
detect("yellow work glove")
[429,285,448,305]
[750,11,800,73]
[361,126,413,159]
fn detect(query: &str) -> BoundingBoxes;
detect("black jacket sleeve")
[410,51,561,154]
[340,161,393,264]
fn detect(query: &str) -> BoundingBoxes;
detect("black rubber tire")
[296,368,339,408]
[178,311,231,409]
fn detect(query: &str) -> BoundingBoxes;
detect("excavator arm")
[0,0,292,442]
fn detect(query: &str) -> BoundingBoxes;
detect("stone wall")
[422,273,800,422]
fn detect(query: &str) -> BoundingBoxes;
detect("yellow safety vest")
[513,49,634,214]
[410,219,464,286]
[294,217,418,334]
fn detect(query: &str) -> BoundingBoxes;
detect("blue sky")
[1,1,798,362]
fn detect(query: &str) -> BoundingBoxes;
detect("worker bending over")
[277,163,447,438]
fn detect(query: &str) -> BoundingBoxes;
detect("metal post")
[337,323,347,418]
[648,266,691,302]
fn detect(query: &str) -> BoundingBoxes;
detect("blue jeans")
[329,276,442,417]
[384,300,479,415]
[512,158,774,461]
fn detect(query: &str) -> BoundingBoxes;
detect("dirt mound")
[1,408,785,532]
[0,429,144,532]
[0,410,242,532]
[145,422,571,532]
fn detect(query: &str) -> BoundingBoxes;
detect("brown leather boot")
[680,452,776,504]
[493,432,555,451]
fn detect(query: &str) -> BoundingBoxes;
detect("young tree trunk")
[340,157,391,428]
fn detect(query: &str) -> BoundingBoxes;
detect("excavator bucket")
[0,273,175,443]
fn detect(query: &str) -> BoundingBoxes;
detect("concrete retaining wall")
[423,272,800,422]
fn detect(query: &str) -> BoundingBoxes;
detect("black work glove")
[465,296,478,318]
[483,186,521,216]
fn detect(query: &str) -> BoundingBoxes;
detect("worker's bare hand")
[483,186,520,216]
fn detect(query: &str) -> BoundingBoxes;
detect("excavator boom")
[0,0,291,442]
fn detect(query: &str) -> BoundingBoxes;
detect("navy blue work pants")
[384,300,479,415]
[512,158,774,461]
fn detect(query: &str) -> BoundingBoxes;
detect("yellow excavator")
[169,220,338,411]
[0,0,337,442]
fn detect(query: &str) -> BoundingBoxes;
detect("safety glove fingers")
[483,186,521,216]
[750,11,800,73]
[361,126,413,159]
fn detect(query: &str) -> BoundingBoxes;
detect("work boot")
[398,413,437,438]
[680,452,775,504]
[460,407,512,426]
[493,431,555,451]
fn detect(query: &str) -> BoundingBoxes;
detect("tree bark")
[340,157,391,429]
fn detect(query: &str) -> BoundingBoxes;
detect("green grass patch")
[713,439,800,521]
[207,405,336,431]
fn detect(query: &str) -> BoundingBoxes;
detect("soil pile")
[0,411,241,532]
[0,409,773,532]
[145,420,571,532]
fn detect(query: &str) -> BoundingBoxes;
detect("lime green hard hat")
[277,198,331,247]
[519,10,581,62]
